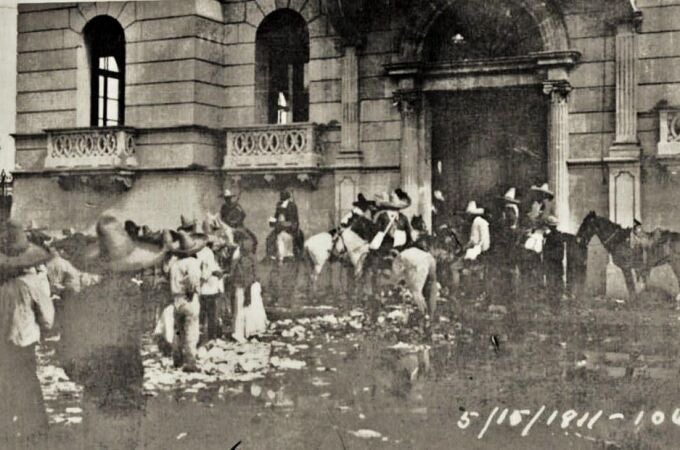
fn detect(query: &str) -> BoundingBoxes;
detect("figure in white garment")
[463,201,490,261]
[277,92,290,125]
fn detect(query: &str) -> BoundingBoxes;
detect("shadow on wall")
[12,173,223,234]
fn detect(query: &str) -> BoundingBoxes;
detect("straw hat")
[464,201,485,215]
[222,188,233,198]
[178,215,199,232]
[167,230,207,257]
[530,183,554,197]
[0,220,51,274]
[375,189,411,210]
[71,216,168,273]
[500,188,520,205]
[545,215,559,227]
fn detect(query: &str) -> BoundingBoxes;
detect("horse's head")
[411,215,426,233]
[577,211,626,249]
[576,211,598,245]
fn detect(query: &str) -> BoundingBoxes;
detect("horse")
[577,211,680,301]
[302,229,339,298]
[388,247,439,319]
[266,227,302,303]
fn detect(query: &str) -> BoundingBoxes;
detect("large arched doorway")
[424,0,549,225]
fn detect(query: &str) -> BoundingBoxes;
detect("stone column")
[395,89,422,217]
[614,23,638,146]
[606,21,643,298]
[543,80,572,233]
[337,46,362,163]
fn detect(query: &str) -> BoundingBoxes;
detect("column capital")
[542,80,572,99]
[394,90,423,114]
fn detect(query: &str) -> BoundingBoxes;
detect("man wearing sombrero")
[340,193,376,228]
[0,220,54,445]
[370,188,414,254]
[528,182,555,226]
[488,189,521,309]
[58,215,169,448]
[166,229,208,371]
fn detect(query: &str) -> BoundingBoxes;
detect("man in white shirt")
[0,220,53,445]
[167,231,207,372]
[195,242,224,341]
[463,201,490,261]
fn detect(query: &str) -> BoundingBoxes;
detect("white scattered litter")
[349,429,381,439]
[270,356,306,370]
[176,432,188,440]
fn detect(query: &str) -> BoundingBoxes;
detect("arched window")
[84,16,125,127]
[425,0,543,62]
[255,10,309,124]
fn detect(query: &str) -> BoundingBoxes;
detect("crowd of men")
[0,180,576,446]
[0,188,288,446]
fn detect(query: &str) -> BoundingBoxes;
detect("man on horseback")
[363,190,413,296]
[370,189,413,256]
[266,190,304,261]
[220,189,246,229]
[219,189,258,256]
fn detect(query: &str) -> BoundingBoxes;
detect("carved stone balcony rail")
[223,123,324,172]
[45,127,138,170]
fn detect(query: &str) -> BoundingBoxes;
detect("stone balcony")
[45,127,138,170]
[223,123,325,173]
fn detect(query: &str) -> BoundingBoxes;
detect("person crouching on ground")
[0,220,54,447]
[58,215,168,449]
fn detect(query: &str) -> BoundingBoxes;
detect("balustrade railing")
[223,123,324,171]
[45,127,138,169]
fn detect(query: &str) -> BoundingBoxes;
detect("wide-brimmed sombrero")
[530,183,554,197]
[0,220,51,275]
[72,216,168,273]
[178,215,199,232]
[499,188,520,205]
[353,193,376,211]
[463,201,484,215]
[375,189,411,211]
[167,230,207,257]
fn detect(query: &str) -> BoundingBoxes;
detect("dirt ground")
[33,285,680,450]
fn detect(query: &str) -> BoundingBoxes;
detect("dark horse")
[576,211,680,301]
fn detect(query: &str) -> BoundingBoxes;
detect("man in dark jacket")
[266,190,304,260]
[543,215,566,307]
[220,189,246,229]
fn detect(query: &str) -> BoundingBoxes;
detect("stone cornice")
[385,51,582,80]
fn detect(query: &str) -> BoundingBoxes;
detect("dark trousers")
[200,294,221,340]
[0,344,47,446]
[80,346,145,449]
[544,260,564,301]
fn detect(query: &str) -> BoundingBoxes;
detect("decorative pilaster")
[338,45,362,163]
[395,89,422,217]
[614,23,638,146]
[608,20,642,227]
[543,80,571,232]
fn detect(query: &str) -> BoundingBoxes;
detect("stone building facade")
[10,0,680,295]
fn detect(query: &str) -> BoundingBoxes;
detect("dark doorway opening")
[430,87,548,225]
